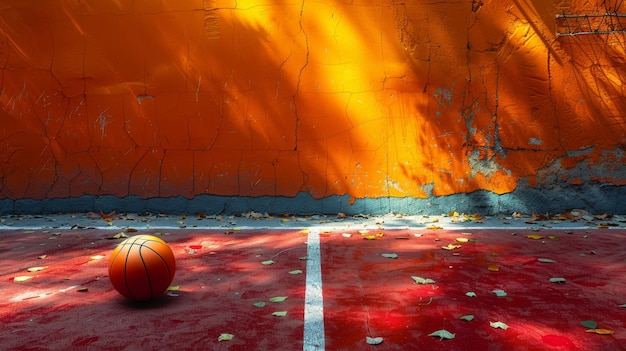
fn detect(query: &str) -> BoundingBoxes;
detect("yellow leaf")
[27,266,47,272]
[167,285,180,291]
[487,264,499,272]
[456,238,469,243]
[527,235,543,240]
[218,333,234,341]
[427,225,443,230]
[14,276,32,282]
[586,329,615,335]
[300,229,310,234]
[442,244,461,250]
[363,235,377,240]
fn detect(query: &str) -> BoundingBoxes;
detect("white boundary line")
[303,229,325,351]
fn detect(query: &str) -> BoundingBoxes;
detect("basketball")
[108,235,176,301]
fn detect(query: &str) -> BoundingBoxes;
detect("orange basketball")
[108,235,176,301]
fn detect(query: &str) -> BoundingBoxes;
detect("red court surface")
[1,226,625,350]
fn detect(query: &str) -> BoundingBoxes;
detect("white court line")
[303,229,325,351]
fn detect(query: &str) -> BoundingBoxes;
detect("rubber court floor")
[0,213,625,350]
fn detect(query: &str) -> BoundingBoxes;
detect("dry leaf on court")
[428,329,455,340]
[218,333,234,341]
[365,336,384,345]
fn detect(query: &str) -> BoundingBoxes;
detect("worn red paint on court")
[0,228,625,350]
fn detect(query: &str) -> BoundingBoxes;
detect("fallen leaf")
[288,270,303,275]
[586,329,615,335]
[466,292,477,297]
[620,304,626,308]
[108,232,127,240]
[261,260,274,265]
[38,255,47,259]
[456,237,469,243]
[269,296,288,303]
[538,258,556,263]
[428,329,455,340]
[90,255,105,261]
[272,311,287,317]
[363,235,377,240]
[580,320,598,329]
[167,285,180,291]
[365,336,384,345]
[442,244,461,250]
[253,302,266,308]
[218,333,234,341]
[427,225,443,230]
[548,235,560,240]
[27,266,47,272]
[550,277,566,284]
[381,253,398,259]
[14,276,32,282]
[492,289,507,297]
[460,315,475,321]
[78,287,88,292]
[487,264,500,272]
[411,276,436,284]
[300,229,310,234]
[527,235,543,240]
[490,321,509,329]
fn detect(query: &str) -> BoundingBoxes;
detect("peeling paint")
[0,1,625,215]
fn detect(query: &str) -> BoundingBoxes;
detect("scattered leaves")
[442,244,461,250]
[460,315,475,321]
[288,270,303,275]
[455,237,469,243]
[411,276,436,284]
[218,333,234,342]
[381,253,398,259]
[365,336,384,345]
[550,277,566,284]
[428,329,455,340]
[261,260,274,265]
[490,321,509,329]
[272,311,287,317]
[269,296,288,303]
[253,302,266,308]
[527,235,543,240]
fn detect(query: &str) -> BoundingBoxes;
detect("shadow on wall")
[1,0,626,214]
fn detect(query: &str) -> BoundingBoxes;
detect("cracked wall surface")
[1,0,626,214]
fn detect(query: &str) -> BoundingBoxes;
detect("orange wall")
[1,1,625,212]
